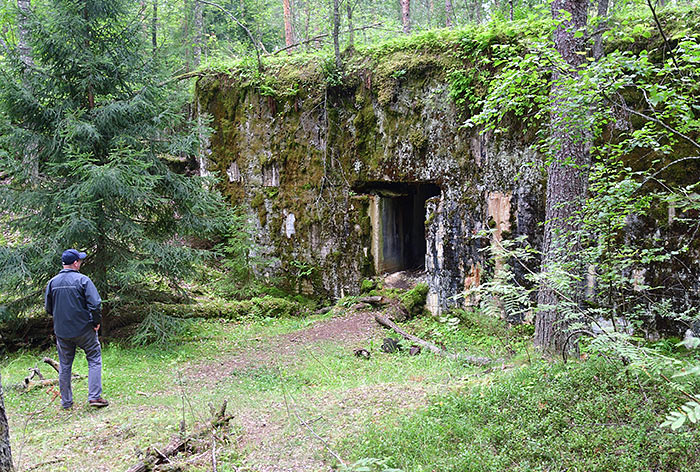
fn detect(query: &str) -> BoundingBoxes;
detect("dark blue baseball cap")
[62,249,87,265]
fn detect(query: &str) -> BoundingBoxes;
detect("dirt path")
[185,309,382,384]
[183,309,436,472]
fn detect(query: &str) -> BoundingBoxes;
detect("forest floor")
[1,304,490,472]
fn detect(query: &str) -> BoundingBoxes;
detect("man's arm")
[84,278,102,326]
[44,280,53,316]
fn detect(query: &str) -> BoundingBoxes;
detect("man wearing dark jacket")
[45,249,108,409]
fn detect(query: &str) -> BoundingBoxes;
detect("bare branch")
[640,156,700,189]
[646,0,681,73]
[603,93,700,152]
[196,0,264,72]
[271,23,383,55]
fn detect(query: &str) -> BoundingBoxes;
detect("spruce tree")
[0,0,230,312]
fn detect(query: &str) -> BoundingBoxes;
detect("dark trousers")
[55,329,103,408]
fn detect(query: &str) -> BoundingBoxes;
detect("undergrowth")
[342,358,700,472]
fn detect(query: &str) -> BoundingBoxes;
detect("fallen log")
[41,356,82,379]
[358,296,411,322]
[125,400,233,472]
[374,314,492,366]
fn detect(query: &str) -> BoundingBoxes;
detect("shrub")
[360,279,378,293]
[130,310,193,346]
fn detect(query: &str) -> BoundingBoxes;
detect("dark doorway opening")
[353,181,441,274]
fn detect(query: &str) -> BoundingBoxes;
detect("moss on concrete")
[193,9,700,306]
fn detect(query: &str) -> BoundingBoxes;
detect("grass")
[341,358,700,472]
[1,309,698,472]
[0,310,479,471]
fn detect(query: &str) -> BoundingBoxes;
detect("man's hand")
[94,324,100,332]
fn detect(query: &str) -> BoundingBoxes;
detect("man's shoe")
[61,404,73,410]
[88,398,109,407]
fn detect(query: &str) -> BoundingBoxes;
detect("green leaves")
[0,0,234,309]
[337,457,403,472]
[662,401,700,430]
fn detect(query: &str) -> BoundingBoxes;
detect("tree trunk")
[332,0,341,70]
[509,0,514,20]
[282,0,295,47]
[400,0,410,33]
[182,0,191,71]
[83,4,95,110]
[193,0,203,67]
[346,0,354,49]
[16,0,33,68]
[0,374,13,472]
[534,0,590,355]
[152,0,158,57]
[592,0,609,60]
[445,0,454,27]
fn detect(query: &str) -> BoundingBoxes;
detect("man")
[45,249,108,409]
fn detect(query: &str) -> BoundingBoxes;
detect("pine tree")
[0,0,231,312]
[534,0,590,354]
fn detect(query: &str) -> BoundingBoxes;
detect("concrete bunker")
[354,181,441,274]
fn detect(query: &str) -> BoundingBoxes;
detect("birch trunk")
[17,0,33,68]
[346,0,354,48]
[332,0,341,69]
[193,0,203,67]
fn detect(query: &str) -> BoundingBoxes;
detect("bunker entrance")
[354,181,441,274]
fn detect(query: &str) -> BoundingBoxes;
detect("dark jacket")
[45,269,102,338]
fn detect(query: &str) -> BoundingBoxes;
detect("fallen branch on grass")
[23,378,60,391]
[20,357,84,392]
[23,458,65,471]
[125,400,233,472]
[43,357,61,373]
[374,314,493,366]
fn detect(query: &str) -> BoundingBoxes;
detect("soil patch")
[184,310,382,387]
[181,309,432,471]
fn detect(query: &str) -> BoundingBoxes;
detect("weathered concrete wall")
[195,38,699,318]
[196,67,545,313]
